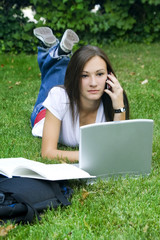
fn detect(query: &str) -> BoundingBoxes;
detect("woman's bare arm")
[41,109,79,162]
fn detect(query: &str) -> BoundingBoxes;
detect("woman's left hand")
[104,73,124,109]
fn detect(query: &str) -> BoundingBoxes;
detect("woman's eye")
[97,72,104,76]
[81,74,88,78]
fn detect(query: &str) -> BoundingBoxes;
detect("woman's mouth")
[88,90,99,94]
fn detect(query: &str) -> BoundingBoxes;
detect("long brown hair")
[64,45,129,121]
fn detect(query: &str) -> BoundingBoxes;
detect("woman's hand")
[104,73,124,109]
[104,73,126,121]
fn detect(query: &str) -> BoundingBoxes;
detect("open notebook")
[78,119,153,178]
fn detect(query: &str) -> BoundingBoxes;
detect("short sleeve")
[43,87,69,120]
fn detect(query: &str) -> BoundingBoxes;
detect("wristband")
[114,107,126,113]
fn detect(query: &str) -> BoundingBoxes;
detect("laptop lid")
[79,119,153,178]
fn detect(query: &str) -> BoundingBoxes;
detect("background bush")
[0,0,160,53]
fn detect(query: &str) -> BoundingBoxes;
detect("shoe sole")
[61,29,79,52]
[33,27,56,47]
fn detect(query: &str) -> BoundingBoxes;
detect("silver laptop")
[79,119,153,179]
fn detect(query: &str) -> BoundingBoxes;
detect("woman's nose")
[90,76,97,86]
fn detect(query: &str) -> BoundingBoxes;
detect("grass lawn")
[0,43,160,239]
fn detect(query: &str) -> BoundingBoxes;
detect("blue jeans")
[31,44,70,127]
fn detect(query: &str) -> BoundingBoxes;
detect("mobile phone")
[105,73,112,90]
[105,78,111,90]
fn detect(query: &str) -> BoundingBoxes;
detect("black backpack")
[0,175,73,224]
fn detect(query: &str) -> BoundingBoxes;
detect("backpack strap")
[0,186,39,223]
[11,193,40,223]
[50,182,71,206]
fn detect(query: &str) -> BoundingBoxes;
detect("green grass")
[0,43,160,239]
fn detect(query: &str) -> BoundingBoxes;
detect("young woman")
[31,27,129,162]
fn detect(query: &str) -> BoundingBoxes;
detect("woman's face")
[80,56,108,104]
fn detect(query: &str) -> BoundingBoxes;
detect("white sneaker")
[60,29,79,53]
[33,27,57,47]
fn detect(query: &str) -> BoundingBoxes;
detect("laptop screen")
[79,119,153,178]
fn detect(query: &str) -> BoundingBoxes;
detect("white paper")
[0,158,95,180]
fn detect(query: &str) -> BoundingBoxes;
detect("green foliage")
[0,1,36,53]
[142,0,160,4]
[103,0,160,44]
[0,0,160,53]
[30,0,103,44]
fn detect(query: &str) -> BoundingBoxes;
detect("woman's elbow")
[41,148,51,159]
[41,147,57,160]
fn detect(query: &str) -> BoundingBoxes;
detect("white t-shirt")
[32,87,106,147]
